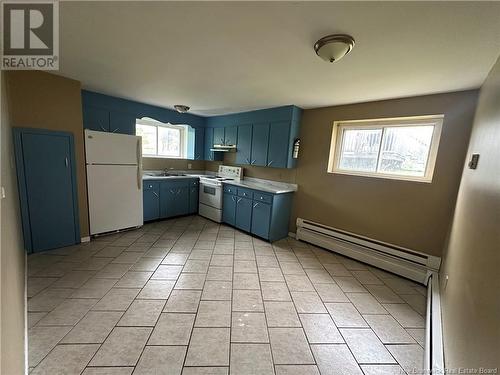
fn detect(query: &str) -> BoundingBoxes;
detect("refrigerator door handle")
[137,138,142,190]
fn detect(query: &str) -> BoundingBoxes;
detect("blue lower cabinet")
[235,196,252,232]
[174,187,189,216]
[189,180,199,214]
[222,193,237,226]
[143,181,160,221]
[160,183,188,218]
[159,183,174,218]
[251,202,272,239]
[221,183,293,242]
[143,179,193,220]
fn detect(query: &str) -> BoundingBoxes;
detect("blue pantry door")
[15,129,80,252]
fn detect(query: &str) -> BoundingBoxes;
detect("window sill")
[328,169,433,183]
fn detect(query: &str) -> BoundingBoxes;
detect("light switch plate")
[468,154,480,169]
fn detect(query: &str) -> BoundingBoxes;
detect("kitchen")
[1,2,500,375]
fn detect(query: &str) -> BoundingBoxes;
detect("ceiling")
[59,1,500,116]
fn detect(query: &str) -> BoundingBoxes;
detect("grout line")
[28,216,426,373]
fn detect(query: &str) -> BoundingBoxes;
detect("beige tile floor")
[27,215,427,375]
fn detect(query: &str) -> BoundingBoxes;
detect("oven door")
[199,182,222,209]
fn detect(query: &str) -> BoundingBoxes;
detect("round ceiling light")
[314,34,355,63]
[174,105,190,113]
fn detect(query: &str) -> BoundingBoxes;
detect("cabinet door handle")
[153,192,159,198]
[267,160,273,166]
[251,159,256,165]
[112,128,119,133]
[237,198,242,203]
[253,203,259,208]
[245,157,250,164]
[100,125,106,132]
[64,157,68,167]
[232,196,236,202]
[170,189,175,194]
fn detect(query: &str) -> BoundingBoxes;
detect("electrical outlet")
[187,163,192,170]
[443,274,449,290]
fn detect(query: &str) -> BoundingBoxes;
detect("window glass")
[136,123,157,155]
[338,128,382,172]
[136,119,185,158]
[378,125,434,177]
[158,127,181,157]
[329,116,443,182]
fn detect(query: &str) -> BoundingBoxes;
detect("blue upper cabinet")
[205,105,302,169]
[236,124,252,164]
[82,90,302,167]
[83,106,110,132]
[194,127,205,161]
[213,127,225,146]
[81,90,205,136]
[251,122,269,167]
[224,126,238,146]
[109,110,136,135]
[268,121,290,168]
[204,128,223,161]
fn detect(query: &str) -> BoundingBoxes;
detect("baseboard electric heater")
[295,218,441,284]
[295,218,445,373]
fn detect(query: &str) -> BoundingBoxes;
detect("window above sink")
[136,117,188,159]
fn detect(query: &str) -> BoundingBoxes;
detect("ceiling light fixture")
[174,105,190,113]
[314,34,355,63]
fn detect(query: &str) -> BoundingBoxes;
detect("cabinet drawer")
[237,187,253,198]
[223,185,237,195]
[253,191,273,204]
[189,179,199,187]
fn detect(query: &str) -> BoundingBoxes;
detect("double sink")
[143,171,188,178]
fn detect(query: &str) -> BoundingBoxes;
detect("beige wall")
[1,71,26,374]
[440,58,500,369]
[291,90,478,257]
[143,157,205,171]
[6,71,90,238]
[206,153,297,183]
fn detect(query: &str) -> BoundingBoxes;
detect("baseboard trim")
[425,271,444,373]
[288,232,296,239]
[80,236,91,243]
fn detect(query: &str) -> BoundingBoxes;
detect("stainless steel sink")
[144,172,186,177]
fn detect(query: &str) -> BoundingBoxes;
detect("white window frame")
[328,115,444,183]
[136,117,187,159]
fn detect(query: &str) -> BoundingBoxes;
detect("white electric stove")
[199,165,242,222]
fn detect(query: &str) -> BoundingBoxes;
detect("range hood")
[210,144,237,152]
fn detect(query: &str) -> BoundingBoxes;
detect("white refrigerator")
[85,129,143,235]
